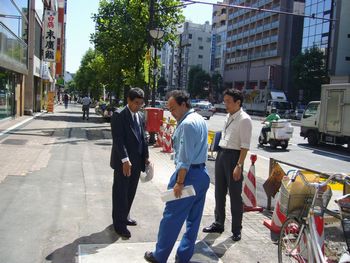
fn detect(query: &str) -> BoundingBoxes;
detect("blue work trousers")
[153,166,210,263]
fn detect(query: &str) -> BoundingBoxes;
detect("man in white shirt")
[82,95,91,120]
[203,88,252,242]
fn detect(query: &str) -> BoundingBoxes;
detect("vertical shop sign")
[43,10,58,62]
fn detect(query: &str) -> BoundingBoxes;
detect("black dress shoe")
[144,251,159,263]
[126,218,137,226]
[202,223,224,233]
[114,227,131,238]
[231,232,241,241]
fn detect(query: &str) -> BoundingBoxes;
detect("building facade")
[0,0,66,121]
[210,1,228,77]
[328,0,350,81]
[175,21,212,90]
[0,0,29,120]
[223,0,304,104]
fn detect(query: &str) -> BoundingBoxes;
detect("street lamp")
[148,27,164,144]
[149,28,164,106]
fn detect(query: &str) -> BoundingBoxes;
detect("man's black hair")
[223,88,243,107]
[166,90,191,108]
[128,87,144,101]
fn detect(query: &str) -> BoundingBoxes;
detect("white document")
[161,185,196,202]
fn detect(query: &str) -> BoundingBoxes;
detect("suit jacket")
[110,106,149,172]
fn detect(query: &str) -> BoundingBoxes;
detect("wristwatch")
[236,163,243,169]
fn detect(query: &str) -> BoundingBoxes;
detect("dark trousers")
[112,158,141,230]
[261,126,271,140]
[214,149,243,234]
[82,105,89,119]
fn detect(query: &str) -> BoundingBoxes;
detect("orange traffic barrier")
[243,154,263,212]
[263,192,287,233]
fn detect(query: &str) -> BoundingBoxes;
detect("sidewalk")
[0,105,278,262]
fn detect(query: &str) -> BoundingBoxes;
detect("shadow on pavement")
[202,234,234,258]
[45,225,119,263]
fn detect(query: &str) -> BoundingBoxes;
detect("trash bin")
[144,107,164,133]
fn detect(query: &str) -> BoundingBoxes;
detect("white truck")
[243,90,293,117]
[300,83,350,149]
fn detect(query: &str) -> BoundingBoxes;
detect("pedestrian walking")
[203,88,252,242]
[110,87,149,238]
[63,93,69,109]
[82,95,91,120]
[144,90,210,263]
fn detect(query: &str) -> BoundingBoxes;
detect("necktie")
[133,114,143,154]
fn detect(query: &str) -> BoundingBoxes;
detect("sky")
[65,0,217,73]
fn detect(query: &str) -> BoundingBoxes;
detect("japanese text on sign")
[43,10,57,62]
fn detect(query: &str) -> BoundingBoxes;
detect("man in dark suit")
[110,88,149,238]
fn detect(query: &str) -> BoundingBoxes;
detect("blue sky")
[65,0,217,73]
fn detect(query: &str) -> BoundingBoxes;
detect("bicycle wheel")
[278,218,309,262]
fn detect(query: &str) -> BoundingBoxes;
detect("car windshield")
[272,101,292,110]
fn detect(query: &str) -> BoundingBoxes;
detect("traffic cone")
[263,192,287,233]
[243,154,263,212]
[154,120,164,148]
[162,123,173,153]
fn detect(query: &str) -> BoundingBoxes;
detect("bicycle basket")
[279,178,332,218]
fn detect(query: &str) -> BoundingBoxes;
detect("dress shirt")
[218,108,252,150]
[172,109,208,172]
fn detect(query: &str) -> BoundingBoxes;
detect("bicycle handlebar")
[287,170,350,189]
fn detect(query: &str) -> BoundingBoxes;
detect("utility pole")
[177,34,182,89]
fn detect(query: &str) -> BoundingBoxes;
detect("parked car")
[193,102,215,120]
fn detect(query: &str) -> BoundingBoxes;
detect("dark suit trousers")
[214,149,243,234]
[112,156,142,229]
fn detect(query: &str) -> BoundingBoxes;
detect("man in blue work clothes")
[144,90,210,263]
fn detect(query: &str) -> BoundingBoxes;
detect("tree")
[211,72,223,102]
[74,48,106,99]
[187,66,210,98]
[91,0,184,100]
[292,46,329,103]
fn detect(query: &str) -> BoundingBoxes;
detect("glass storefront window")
[0,69,15,119]
[0,0,28,41]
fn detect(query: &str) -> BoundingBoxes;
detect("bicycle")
[277,170,350,263]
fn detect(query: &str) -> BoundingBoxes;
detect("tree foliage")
[90,0,184,100]
[292,46,329,102]
[74,48,106,99]
[187,66,210,98]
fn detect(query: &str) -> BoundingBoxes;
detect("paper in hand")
[161,185,196,202]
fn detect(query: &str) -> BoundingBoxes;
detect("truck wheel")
[307,131,318,146]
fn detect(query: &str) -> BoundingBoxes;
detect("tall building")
[328,0,350,81]
[0,0,29,119]
[211,1,228,77]
[301,0,350,82]
[302,0,332,52]
[175,21,212,90]
[223,0,304,103]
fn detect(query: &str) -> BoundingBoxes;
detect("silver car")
[193,102,215,120]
